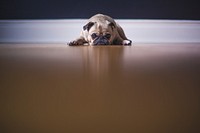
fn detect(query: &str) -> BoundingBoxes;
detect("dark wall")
[0,0,199,20]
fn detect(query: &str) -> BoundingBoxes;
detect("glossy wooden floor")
[0,44,200,133]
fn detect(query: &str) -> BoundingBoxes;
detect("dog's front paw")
[122,40,132,46]
[67,41,80,46]
[67,38,88,46]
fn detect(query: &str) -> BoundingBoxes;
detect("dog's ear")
[83,22,94,31]
[109,22,115,31]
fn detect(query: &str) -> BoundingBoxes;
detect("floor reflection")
[81,46,124,79]
[0,44,200,133]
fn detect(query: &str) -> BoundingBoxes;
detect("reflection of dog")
[82,46,124,78]
[68,14,132,46]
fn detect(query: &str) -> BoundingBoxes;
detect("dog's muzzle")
[93,36,109,45]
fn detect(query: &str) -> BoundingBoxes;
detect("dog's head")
[83,21,116,45]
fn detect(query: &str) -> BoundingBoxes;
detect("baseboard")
[0,19,200,44]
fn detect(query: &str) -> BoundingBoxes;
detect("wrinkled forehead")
[89,22,112,33]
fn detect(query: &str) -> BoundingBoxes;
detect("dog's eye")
[91,33,98,39]
[105,34,111,39]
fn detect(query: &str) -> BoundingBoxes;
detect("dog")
[68,14,132,46]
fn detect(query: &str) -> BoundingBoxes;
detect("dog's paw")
[67,41,81,46]
[122,40,132,46]
[67,39,88,46]
[67,41,78,46]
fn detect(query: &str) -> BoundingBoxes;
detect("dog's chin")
[91,40,110,46]
[91,43,110,46]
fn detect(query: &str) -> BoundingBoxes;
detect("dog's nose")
[93,36,109,45]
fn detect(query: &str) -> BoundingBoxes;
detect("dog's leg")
[68,37,88,46]
[116,24,132,45]
[113,36,132,45]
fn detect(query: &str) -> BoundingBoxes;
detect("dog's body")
[68,14,132,46]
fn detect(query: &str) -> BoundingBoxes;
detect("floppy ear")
[109,22,115,31]
[83,22,94,31]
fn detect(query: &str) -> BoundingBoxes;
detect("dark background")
[0,0,199,20]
